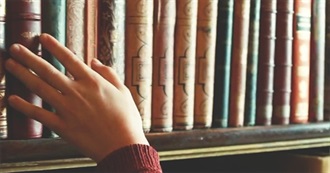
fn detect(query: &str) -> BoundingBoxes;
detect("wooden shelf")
[0,122,330,172]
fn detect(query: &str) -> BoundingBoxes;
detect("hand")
[5,33,149,162]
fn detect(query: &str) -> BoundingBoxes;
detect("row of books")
[1,0,330,140]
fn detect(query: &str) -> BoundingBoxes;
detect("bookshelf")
[0,122,330,172]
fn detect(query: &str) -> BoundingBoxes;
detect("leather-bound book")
[290,0,311,124]
[85,0,98,66]
[325,0,330,121]
[151,0,175,132]
[173,0,198,130]
[66,0,85,62]
[228,0,250,127]
[194,0,218,129]
[309,0,325,122]
[273,0,294,125]
[256,0,277,126]
[0,0,6,139]
[41,0,66,138]
[212,0,234,128]
[244,0,261,126]
[5,0,42,139]
[125,0,153,132]
[98,0,126,82]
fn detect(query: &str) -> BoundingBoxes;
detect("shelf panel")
[0,122,330,172]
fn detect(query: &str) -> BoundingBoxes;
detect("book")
[194,0,218,129]
[151,0,176,132]
[66,0,85,63]
[41,0,66,138]
[98,0,126,82]
[309,0,326,122]
[125,0,153,132]
[5,0,43,139]
[256,0,277,126]
[212,0,234,128]
[173,0,198,130]
[290,0,311,124]
[325,0,330,121]
[0,0,6,139]
[85,0,98,66]
[228,0,250,127]
[273,0,294,125]
[244,0,261,126]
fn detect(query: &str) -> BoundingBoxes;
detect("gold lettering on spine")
[21,32,39,39]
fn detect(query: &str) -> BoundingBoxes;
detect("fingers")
[39,33,90,80]
[5,58,64,108]
[7,95,64,132]
[91,59,124,89]
[9,44,72,94]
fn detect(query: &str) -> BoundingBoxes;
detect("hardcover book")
[173,0,198,130]
[125,0,153,132]
[194,0,218,129]
[85,0,98,66]
[5,0,43,139]
[0,0,6,139]
[151,0,175,132]
[325,0,330,121]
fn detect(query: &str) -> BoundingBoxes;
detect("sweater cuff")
[96,144,162,173]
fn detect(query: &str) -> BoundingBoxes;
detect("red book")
[273,0,294,125]
[228,0,251,127]
[290,0,311,124]
[5,0,42,139]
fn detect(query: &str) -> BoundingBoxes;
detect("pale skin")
[5,33,149,162]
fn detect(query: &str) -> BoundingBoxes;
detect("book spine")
[5,0,42,139]
[194,0,218,129]
[325,0,330,121]
[309,0,325,122]
[244,0,261,126]
[173,0,198,130]
[273,0,294,125]
[290,0,311,124]
[41,0,66,138]
[98,0,126,82]
[66,0,85,62]
[212,0,234,128]
[256,0,277,125]
[0,0,6,139]
[125,0,153,132]
[228,0,250,127]
[151,0,175,132]
[85,0,98,66]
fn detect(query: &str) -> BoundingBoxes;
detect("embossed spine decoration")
[98,0,126,82]
[66,0,85,62]
[228,0,250,127]
[273,0,294,125]
[309,0,325,122]
[5,0,42,139]
[194,0,218,129]
[0,0,5,139]
[151,0,175,132]
[290,0,311,124]
[125,0,153,132]
[173,0,198,130]
[85,0,98,66]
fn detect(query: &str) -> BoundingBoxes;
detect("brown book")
[5,0,42,139]
[151,0,176,132]
[85,0,98,66]
[290,0,311,124]
[325,0,330,121]
[97,0,126,82]
[173,0,198,130]
[194,0,218,129]
[228,0,250,127]
[309,0,326,122]
[125,0,153,132]
[0,0,6,139]
[66,0,85,63]
[273,0,294,125]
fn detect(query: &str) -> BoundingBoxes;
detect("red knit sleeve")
[96,144,162,173]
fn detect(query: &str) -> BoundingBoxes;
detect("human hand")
[5,33,149,162]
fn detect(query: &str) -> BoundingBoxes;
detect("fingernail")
[92,58,102,65]
[9,44,20,53]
